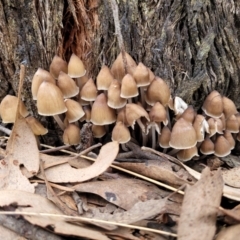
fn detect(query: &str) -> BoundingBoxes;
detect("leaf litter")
[0,65,239,239]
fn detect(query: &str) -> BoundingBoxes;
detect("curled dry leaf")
[178,168,223,240]
[38,141,119,183]
[73,178,166,210]
[0,190,109,240]
[117,160,193,186]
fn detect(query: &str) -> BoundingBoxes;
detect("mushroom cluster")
[0,52,239,162]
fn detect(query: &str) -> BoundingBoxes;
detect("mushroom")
[92,124,106,138]
[49,55,68,79]
[147,102,168,149]
[120,74,139,102]
[222,96,238,119]
[57,71,79,98]
[223,130,235,150]
[158,126,171,151]
[25,116,48,135]
[80,78,98,104]
[214,135,231,157]
[68,53,86,78]
[111,52,137,81]
[225,114,239,133]
[90,93,116,125]
[96,65,114,91]
[107,79,127,109]
[202,90,223,118]
[112,121,131,150]
[65,99,85,123]
[169,118,197,149]
[177,146,199,162]
[0,95,29,123]
[133,62,150,105]
[36,81,67,130]
[177,106,196,123]
[31,68,56,100]
[63,124,81,145]
[200,136,215,155]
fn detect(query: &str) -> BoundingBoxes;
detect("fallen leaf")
[215,224,240,240]
[178,168,223,240]
[38,141,119,183]
[117,160,193,186]
[0,66,39,192]
[73,178,166,210]
[0,190,109,240]
[221,166,240,188]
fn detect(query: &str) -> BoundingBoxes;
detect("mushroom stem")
[151,125,156,149]
[53,115,65,131]
[127,98,133,103]
[166,106,171,130]
[167,148,180,156]
[136,119,146,133]
[142,132,148,146]
[121,143,129,151]
[140,87,145,107]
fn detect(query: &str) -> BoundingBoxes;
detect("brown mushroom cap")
[193,114,209,142]
[92,125,106,138]
[111,52,137,81]
[0,95,29,123]
[111,121,131,144]
[49,55,68,79]
[202,90,223,118]
[68,53,86,78]
[31,68,56,100]
[96,65,114,90]
[158,126,171,148]
[226,114,239,133]
[222,96,238,119]
[26,116,48,135]
[80,78,98,101]
[169,118,197,149]
[223,130,235,150]
[133,62,150,87]
[120,74,139,98]
[57,71,79,98]
[65,99,85,123]
[125,103,150,128]
[177,146,199,162]
[63,124,81,145]
[37,81,67,116]
[179,106,196,123]
[76,75,89,90]
[107,79,127,109]
[145,77,171,107]
[149,102,168,126]
[200,136,214,155]
[214,135,231,157]
[90,93,116,125]
[80,106,91,122]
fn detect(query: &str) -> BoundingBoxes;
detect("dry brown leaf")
[0,66,39,193]
[178,168,223,240]
[178,162,240,201]
[221,166,240,188]
[215,224,240,240]
[117,160,192,186]
[0,190,109,240]
[38,141,119,183]
[73,178,166,210]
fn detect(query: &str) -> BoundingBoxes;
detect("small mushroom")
[68,53,86,78]
[49,55,68,79]
[25,116,48,135]
[65,99,85,123]
[80,78,98,103]
[177,146,199,162]
[63,124,81,145]
[96,65,114,90]
[200,136,214,155]
[222,96,238,119]
[214,135,231,157]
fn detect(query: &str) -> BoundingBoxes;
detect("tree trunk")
[1,0,240,143]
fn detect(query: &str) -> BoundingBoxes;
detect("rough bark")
[1,0,240,143]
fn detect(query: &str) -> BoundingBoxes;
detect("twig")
[0,214,63,240]
[0,125,11,135]
[109,0,128,74]
[0,211,178,238]
[40,145,71,153]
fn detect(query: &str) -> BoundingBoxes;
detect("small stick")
[110,0,128,74]
[40,144,71,153]
[0,125,11,135]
